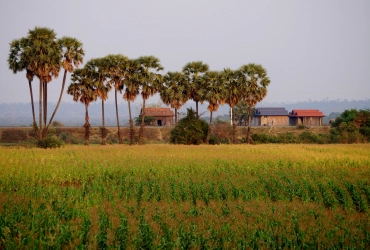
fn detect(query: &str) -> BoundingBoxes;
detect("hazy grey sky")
[1,0,369,105]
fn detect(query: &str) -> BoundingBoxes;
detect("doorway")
[157,120,162,126]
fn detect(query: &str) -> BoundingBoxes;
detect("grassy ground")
[1,144,369,248]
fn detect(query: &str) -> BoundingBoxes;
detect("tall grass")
[0,144,369,248]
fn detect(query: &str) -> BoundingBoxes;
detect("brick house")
[140,107,174,126]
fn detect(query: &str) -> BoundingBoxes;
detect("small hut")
[288,110,325,126]
[140,107,174,126]
[252,107,289,126]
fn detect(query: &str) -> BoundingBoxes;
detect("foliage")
[330,109,370,143]
[51,121,64,127]
[171,108,209,144]
[134,116,155,126]
[38,136,64,148]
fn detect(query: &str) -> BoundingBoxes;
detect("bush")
[39,136,64,149]
[171,108,208,145]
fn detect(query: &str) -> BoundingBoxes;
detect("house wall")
[153,116,173,126]
[289,117,322,126]
[253,116,288,126]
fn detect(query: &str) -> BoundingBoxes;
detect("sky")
[1,0,369,106]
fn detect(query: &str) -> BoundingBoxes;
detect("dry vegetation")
[0,144,369,248]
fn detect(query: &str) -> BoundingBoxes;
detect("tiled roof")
[141,107,174,117]
[253,107,289,116]
[288,110,324,117]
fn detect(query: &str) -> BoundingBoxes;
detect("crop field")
[0,144,370,249]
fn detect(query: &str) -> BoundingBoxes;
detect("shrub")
[171,108,208,145]
[39,136,64,149]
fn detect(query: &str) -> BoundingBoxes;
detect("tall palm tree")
[13,27,62,142]
[8,39,37,130]
[67,68,97,145]
[200,71,225,144]
[240,63,270,144]
[182,61,209,117]
[47,37,84,132]
[137,56,164,145]
[160,71,189,125]
[222,68,245,144]
[102,54,129,144]
[123,59,141,145]
[86,58,111,145]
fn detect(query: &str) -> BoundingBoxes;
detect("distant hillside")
[0,99,369,126]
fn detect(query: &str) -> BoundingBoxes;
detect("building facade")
[140,107,174,126]
[252,107,289,126]
[288,110,325,126]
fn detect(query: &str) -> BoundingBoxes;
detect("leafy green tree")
[137,56,164,145]
[240,64,270,144]
[160,71,189,125]
[199,71,225,143]
[67,68,97,145]
[234,101,255,126]
[134,116,155,126]
[331,109,370,142]
[171,108,208,145]
[182,61,209,117]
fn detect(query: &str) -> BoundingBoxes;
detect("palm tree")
[160,71,189,125]
[222,68,245,144]
[123,59,141,145]
[102,54,129,144]
[67,68,97,145]
[12,27,62,142]
[8,39,37,130]
[137,56,164,145]
[182,61,209,117]
[46,37,84,132]
[200,71,225,144]
[240,63,270,144]
[86,58,111,145]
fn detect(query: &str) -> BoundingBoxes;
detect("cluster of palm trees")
[8,27,270,146]
[67,55,163,145]
[8,27,84,143]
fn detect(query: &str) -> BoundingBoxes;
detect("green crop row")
[1,144,370,248]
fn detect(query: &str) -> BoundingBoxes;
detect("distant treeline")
[0,99,369,126]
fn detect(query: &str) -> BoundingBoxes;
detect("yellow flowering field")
[1,144,370,248]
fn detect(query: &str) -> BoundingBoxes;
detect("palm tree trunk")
[206,111,213,144]
[196,101,199,118]
[175,108,178,125]
[139,98,146,145]
[128,100,134,145]
[46,69,67,132]
[247,106,252,144]
[232,106,237,144]
[42,82,48,139]
[43,82,47,126]
[84,104,90,146]
[38,78,43,143]
[28,80,37,131]
[115,89,122,144]
[101,100,107,145]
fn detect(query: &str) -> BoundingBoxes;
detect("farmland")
[1,144,370,249]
